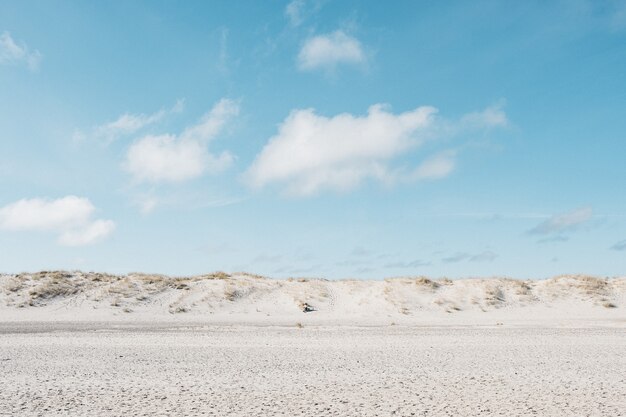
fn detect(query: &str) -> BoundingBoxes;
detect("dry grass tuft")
[224,287,243,301]
[208,271,231,280]
[414,277,440,290]
[28,275,80,302]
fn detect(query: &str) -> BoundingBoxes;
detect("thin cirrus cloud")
[411,151,456,180]
[0,196,115,246]
[285,0,306,26]
[528,207,593,236]
[610,240,626,251]
[384,259,431,269]
[0,31,42,72]
[442,251,498,263]
[297,30,366,71]
[244,103,507,196]
[124,99,238,184]
[75,99,185,144]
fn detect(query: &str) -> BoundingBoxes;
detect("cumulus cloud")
[0,196,114,246]
[245,103,505,196]
[245,104,436,195]
[0,31,42,71]
[528,207,593,235]
[297,31,365,71]
[124,99,238,183]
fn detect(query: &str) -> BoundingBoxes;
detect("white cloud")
[460,102,508,128]
[124,135,233,183]
[0,31,42,71]
[412,152,456,180]
[297,31,365,71]
[179,98,238,142]
[0,196,94,231]
[286,0,305,26]
[245,104,436,195]
[245,103,506,196]
[124,99,238,184]
[84,99,185,144]
[528,207,593,235]
[0,196,114,246]
[135,195,159,214]
[58,220,115,247]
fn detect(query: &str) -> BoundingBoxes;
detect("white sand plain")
[0,272,625,416]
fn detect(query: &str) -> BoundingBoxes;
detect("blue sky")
[1,0,626,279]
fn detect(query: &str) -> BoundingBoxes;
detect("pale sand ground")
[0,323,625,417]
[1,272,625,416]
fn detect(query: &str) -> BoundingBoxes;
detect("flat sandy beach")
[1,322,625,417]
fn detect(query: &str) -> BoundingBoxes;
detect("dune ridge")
[1,271,624,324]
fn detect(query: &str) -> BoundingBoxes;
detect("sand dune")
[1,271,624,324]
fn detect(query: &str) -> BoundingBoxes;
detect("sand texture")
[0,323,624,416]
[1,272,625,416]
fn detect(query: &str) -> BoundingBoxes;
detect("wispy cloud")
[468,251,498,262]
[285,0,306,26]
[297,30,366,72]
[58,219,116,247]
[460,102,508,129]
[538,235,570,243]
[217,27,230,74]
[384,259,431,268]
[442,251,498,263]
[528,207,593,236]
[124,98,238,183]
[442,252,470,263]
[610,239,626,251]
[412,151,456,180]
[0,196,114,246]
[0,31,42,71]
[76,99,184,144]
